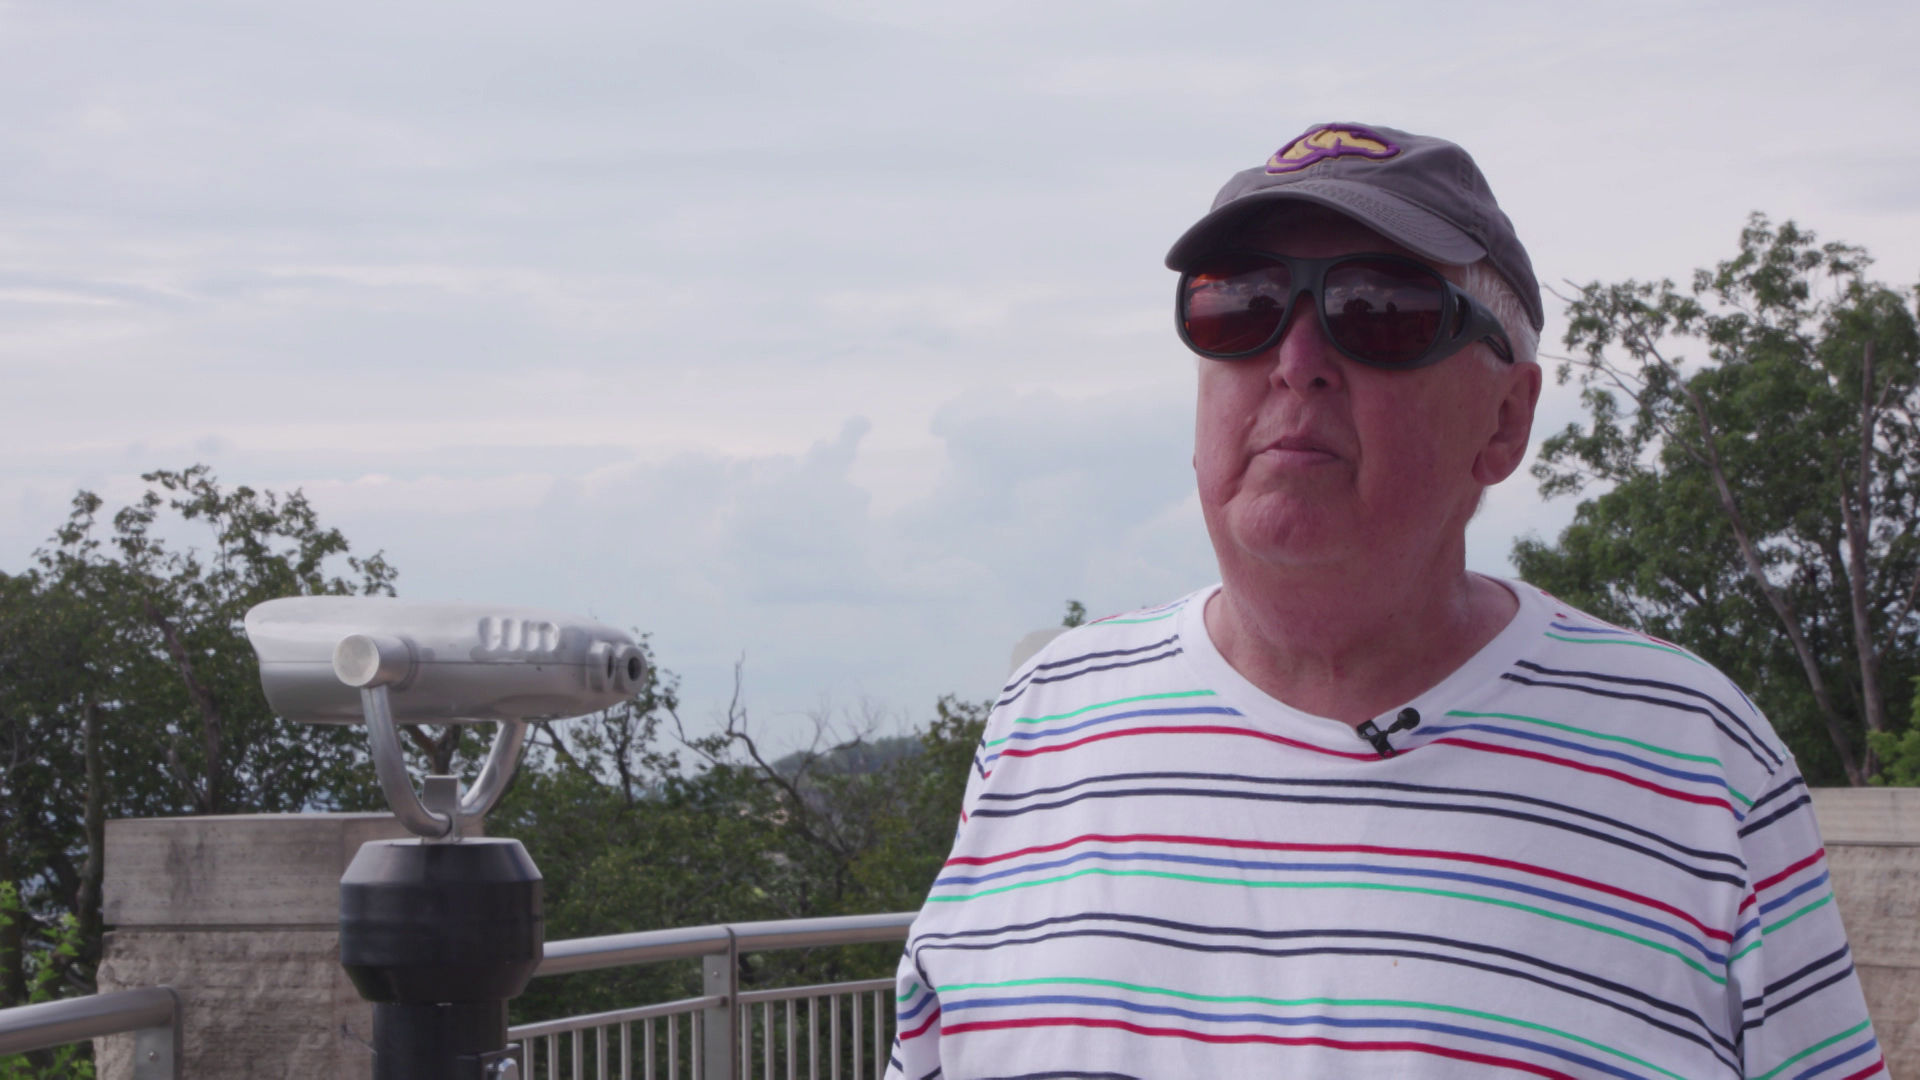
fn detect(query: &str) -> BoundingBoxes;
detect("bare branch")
[532,722,588,773]
[698,659,852,858]
[1610,313,1710,471]
[404,726,440,760]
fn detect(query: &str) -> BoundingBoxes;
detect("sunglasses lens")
[1323,258,1446,365]
[1182,255,1291,355]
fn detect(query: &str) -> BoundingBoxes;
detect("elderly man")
[885,123,1882,1079]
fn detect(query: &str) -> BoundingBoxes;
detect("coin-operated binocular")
[246,597,647,1080]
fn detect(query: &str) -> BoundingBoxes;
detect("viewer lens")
[1324,258,1445,365]
[1183,255,1292,355]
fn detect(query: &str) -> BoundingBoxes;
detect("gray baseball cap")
[1165,122,1543,331]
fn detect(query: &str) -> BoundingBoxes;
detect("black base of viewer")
[340,837,543,1080]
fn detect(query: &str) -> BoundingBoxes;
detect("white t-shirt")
[886,580,1882,1080]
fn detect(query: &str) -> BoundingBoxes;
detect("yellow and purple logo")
[1266,123,1400,175]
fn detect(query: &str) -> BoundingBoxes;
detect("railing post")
[137,987,182,1079]
[130,1010,180,1080]
[700,929,737,1080]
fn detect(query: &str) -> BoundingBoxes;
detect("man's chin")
[1216,503,1353,571]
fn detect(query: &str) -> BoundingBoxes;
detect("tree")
[2,465,998,1043]
[1516,214,1920,785]
[0,467,394,1008]
[1864,679,1920,785]
[494,662,989,1025]
[842,696,989,911]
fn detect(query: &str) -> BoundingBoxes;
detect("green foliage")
[0,884,94,1078]
[846,696,989,911]
[1061,601,1087,629]
[1867,679,1920,786]
[1518,214,1920,784]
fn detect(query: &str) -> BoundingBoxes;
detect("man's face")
[1192,213,1540,578]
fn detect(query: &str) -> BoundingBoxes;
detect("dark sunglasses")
[1177,251,1515,369]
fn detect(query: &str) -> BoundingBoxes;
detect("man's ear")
[1471,360,1542,486]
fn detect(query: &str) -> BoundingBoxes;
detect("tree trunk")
[1681,383,1865,784]
[405,725,463,774]
[74,699,107,968]
[1842,341,1888,744]
[147,603,225,812]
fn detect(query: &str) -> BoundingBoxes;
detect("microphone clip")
[1356,707,1422,759]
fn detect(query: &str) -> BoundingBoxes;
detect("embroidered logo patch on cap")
[1266,123,1400,174]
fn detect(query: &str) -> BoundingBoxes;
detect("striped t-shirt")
[887,580,1882,1080]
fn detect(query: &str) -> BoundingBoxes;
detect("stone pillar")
[92,813,478,1079]
[1813,787,1920,1080]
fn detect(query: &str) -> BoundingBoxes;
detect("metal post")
[699,930,737,1080]
[132,1020,179,1080]
[851,994,862,1080]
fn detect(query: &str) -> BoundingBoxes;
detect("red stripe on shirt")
[996,725,1378,763]
[899,1006,942,1041]
[1432,737,1736,813]
[1753,849,1825,894]
[942,1016,1578,1080]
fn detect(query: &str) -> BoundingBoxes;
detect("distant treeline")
[0,466,985,1070]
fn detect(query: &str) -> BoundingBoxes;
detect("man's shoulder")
[989,591,1209,718]
[1506,580,1794,782]
[1516,582,1752,698]
[969,590,1219,795]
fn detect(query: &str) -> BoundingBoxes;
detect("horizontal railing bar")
[725,912,916,954]
[736,978,893,1006]
[536,924,729,977]
[0,987,178,1054]
[535,911,914,978]
[508,993,725,1039]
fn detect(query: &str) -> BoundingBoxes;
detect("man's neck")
[1202,556,1518,727]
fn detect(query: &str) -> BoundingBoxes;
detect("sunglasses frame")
[1176,250,1516,370]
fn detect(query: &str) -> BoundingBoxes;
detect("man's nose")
[1267,297,1346,393]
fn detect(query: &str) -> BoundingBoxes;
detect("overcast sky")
[3,0,1917,748]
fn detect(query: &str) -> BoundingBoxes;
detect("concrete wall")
[92,814,417,1080]
[1812,787,1920,1080]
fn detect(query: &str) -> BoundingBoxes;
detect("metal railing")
[0,986,181,1080]
[0,914,912,1080]
[512,912,915,1080]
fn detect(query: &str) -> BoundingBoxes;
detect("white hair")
[1443,258,1540,373]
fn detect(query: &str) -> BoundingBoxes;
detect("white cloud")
[3,0,1918,746]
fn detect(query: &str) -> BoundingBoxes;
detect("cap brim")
[1164,179,1487,271]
